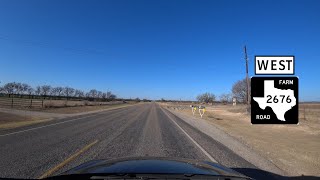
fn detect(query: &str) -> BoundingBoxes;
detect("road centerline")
[39,140,99,179]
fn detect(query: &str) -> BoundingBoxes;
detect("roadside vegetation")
[0,81,116,111]
[196,92,216,103]
[231,78,250,104]
[0,82,117,101]
[0,82,151,109]
[0,82,147,129]
[157,78,249,105]
[192,78,249,105]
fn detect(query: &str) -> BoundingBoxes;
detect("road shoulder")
[162,105,287,177]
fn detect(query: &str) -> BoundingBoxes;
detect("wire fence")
[0,96,127,110]
[0,97,44,109]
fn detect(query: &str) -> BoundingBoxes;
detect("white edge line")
[0,114,99,137]
[161,108,218,163]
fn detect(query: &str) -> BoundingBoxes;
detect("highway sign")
[251,77,299,124]
[255,56,294,75]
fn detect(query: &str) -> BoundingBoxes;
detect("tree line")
[197,78,250,104]
[0,82,117,101]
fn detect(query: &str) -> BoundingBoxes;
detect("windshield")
[0,0,319,180]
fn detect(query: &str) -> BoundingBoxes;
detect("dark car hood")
[63,157,249,179]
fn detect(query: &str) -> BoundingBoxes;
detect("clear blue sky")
[0,0,319,101]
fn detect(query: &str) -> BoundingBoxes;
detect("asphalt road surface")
[0,103,276,179]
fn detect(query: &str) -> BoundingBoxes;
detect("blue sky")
[0,0,319,101]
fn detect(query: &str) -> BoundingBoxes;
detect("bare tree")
[106,91,116,100]
[50,87,58,96]
[35,86,41,96]
[26,86,34,96]
[1,82,32,95]
[74,89,84,98]
[3,82,15,95]
[109,94,116,100]
[49,87,57,96]
[0,82,117,101]
[106,91,112,99]
[88,89,98,99]
[197,92,216,103]
[64,87,75,99]
[41,85,52,97]
[220,93,231,103]
[52,87,64,96]
[232,78,250,103]
[21,83,32,95]
[14,83,24,95]
[102,92,107,100]
[97,91,103,99]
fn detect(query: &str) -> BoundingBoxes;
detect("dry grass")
[0,112,46,129]
[299,103,320,130]
[0,119,51,129]
[166,102,320,176]
[42,100,125,108]
[41,103,135,114]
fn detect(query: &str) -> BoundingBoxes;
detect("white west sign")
[255,56,294,75]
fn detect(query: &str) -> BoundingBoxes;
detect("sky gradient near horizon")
[0,0,319,101]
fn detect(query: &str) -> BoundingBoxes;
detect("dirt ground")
[166,103,320,176]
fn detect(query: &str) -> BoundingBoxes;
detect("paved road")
[0,103,276,179]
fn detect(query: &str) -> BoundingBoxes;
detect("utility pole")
[244,45,250,111]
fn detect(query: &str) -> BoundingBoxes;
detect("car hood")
[62,157,249,178]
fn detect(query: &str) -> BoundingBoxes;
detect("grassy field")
[164,102,320,176]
